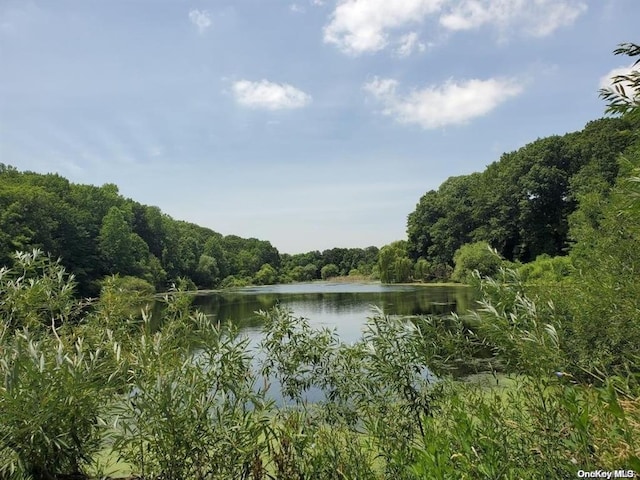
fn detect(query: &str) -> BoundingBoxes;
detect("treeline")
[280,246,379,282]
[374,114,640,283]
[3,113,638,293]
[0,166,378,294]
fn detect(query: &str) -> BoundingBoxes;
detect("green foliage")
[0,254,124,479]
[412,258,430,282]
[99,206,149,276]
[112,308,272,480]
[407,116,639,267]
[320,263,339,280]
[518,254,574,283]
[92,275,155,328]
[279,247,379,282]
[378,241,413,283]
[254,263,278,285]
[268,411,379,480]
[600,43,640,116]
[0,167,284,293]
[0,249,79,330]
[194,254,220,288]
[559,149,640,379]
[451,241,503,283]
[219,274,251,288]
[1,248,639,478]
[103,274,155,297]
[472,268,564,376]
[413,377,639,479]
[0,329,123,479]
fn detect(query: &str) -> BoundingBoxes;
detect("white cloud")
[439,0,587,37]
[364,77,400,98]
[364,76,523,129]
[395,31,426,57]
[232,79,312,110]
[188,9,212,33]
[599,65,640,102]
[323,0,444,55]
[290,4,305,13]
[323,0,587,56]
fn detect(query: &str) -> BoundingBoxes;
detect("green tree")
[194,254,220,288]
[254,263,278,285]
[413,258,430,282]
[99,206,149,276]
[452,242,503,283]
[378,241,413,284]
[320,263,339,280]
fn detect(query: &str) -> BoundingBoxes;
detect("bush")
[220,275,251,288]
[0,255,124,478]
[452,242,502,283]
[0,328,124,479]
[0,249,80,330]
[518,254,574,283]
[94,275,155,327]
[112,308,272,480]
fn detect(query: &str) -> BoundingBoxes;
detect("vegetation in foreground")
[1,239,639,479]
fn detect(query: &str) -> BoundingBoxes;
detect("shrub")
[452,242,502,283]
[112,307,272,480]
[0,249,80,330]
[0,323,124,478]
[518,254,574,283]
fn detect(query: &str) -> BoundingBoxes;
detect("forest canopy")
[0,167,379,294]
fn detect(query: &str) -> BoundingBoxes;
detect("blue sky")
[1,0,638,254]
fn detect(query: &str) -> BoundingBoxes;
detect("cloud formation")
[324,0,587,55]
[440,0,587,37]
[364,76,523,129]
[396,32,427,57]
[324,0,443,55]
[232,80,312,110]
[188,9,212,33]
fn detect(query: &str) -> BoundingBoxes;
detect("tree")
[99,206,149,276]
[451,242,502,284]
[320,263,339,280]
[378,241,413,284]
[254,264,277,285]
[194,254,220,288]
[413,258,430,282]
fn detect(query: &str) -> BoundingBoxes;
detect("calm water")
[190,282,477,344]
[183,282,478,404]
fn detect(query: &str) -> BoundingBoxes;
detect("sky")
[1,0,638,254]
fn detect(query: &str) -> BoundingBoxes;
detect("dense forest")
[2,111,639,293]
[0,166,379,294]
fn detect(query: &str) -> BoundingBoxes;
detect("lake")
[181,282,479,404]
[190,282,477,344]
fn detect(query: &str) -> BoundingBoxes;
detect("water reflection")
[190,282,477,344]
